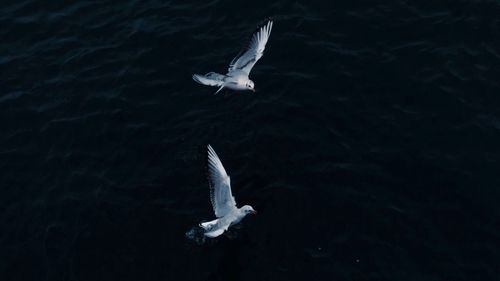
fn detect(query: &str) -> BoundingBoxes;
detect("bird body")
[193,20,273,94]
[221,70,255,92]
[199,145,256,238]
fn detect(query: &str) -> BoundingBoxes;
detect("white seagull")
[199,145,257,238]
[192,20,274,95]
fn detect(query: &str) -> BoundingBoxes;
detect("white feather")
[192,72,225,86]
[207,145,237,218]
[228,20,273,75]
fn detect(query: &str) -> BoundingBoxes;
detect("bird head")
[246,80,255,92]
[241,205,257,215]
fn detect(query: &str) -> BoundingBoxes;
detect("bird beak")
[251,88,255,93]
[251,210,257,214]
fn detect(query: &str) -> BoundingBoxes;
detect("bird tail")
[192,72,226,87]
[199,219,219,231]
[204,228,225,238]
[201,219,231,238]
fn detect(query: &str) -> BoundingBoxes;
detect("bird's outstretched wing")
[207,145,237,218]
[192,72,226,87]
[228,20,273,75]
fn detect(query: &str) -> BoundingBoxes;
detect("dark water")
[1,0,500,280]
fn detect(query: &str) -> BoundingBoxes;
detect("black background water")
[1,1,500,280]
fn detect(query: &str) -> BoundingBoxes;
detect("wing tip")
[192,74,201,84]
[256,18,273,32]
[266,19,273,33]
[207,144,214,153]
[207,144,218,162]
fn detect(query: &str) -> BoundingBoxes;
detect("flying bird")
[199,145,257,238]
[193,20,274,95]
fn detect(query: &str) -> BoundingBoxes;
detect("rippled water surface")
[1,1,500,280]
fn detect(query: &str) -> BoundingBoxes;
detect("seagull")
[199,145,257,238]
[192,20,273,95]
